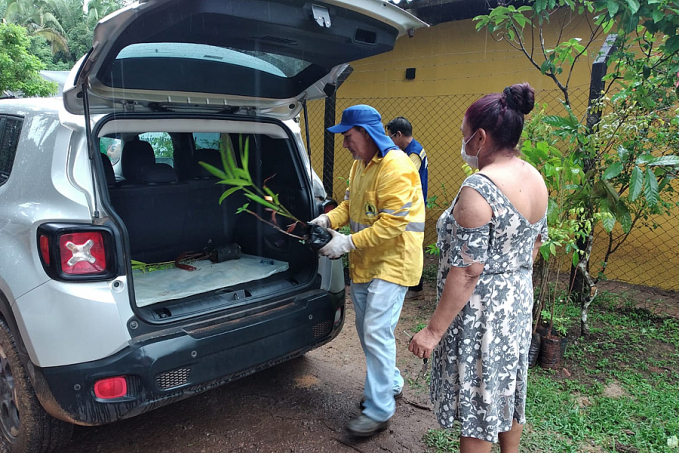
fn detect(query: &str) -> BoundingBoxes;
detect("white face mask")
[461,130,480,169]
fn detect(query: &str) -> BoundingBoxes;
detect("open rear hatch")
[63,0,427,118]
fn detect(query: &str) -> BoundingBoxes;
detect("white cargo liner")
[133,254,289,307]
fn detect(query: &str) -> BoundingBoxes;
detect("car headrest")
[193,148,223,179]
[140,163,179,184]
[120,140,178,184]
[99,152,116,187]
[122,140,156,183]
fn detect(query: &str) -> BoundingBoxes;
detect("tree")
[475,0,679,335]
[4,0,68,55]
[85,0,125,28]
[0,22,57,97]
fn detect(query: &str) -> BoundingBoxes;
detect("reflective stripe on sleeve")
[405,222,425,233]
[350,219,371,233]
[380,202,412,217]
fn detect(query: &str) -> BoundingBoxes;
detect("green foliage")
[338,225,351,268]
[28,34,53,66]
[422,262,438,283]
[423,428,460,452]
[62,21,92,62]
[4,0,69,55]
[199,134,306,238]
[140,132,173,159]
[0,22,56,96]
[412,322,427,333]
[425,243,440,256]
[3,0,126,70]
[130,259,176,273]
[540,309,570,336]
[424,183,453,210]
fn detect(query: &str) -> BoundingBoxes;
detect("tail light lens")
[59,232,107,274]
[37,224,116,281]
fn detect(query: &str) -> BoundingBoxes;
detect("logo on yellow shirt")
[364,202,377,219]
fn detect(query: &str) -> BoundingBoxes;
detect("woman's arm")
[409,186,491,359]
[409,263,484,358]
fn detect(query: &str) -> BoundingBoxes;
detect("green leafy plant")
[199,134,309,241]
[338,225,351,268]
[540,310,569,337]
[425,243,440,256]
[0,22,57,97]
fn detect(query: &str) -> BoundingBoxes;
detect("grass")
[424,290,679,452]
[423,262,438,283]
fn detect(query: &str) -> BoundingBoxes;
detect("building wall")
[304,13,679,292]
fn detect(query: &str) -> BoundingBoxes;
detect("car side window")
[193,132,220,150]
[139,132,174,167]
[100,137,122,165]
[0,115,24,186]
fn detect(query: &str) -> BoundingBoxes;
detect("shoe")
[405,289,424,300]
[345,414,390,437]
[359,389,402,409]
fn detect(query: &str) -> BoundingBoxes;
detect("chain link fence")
[301,88,679,292]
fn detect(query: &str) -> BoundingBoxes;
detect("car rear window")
[117,43,312,78]
[0,116,23,186]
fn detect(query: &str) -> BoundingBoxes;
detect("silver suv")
[0,1,424,452]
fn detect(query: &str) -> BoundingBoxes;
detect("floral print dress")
[430,173,548,442]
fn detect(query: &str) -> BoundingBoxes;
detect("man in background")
[387,117,428,300]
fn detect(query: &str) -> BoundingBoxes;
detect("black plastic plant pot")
[538,336,563,370]
[528,332,542,369]
[305,224,332,252]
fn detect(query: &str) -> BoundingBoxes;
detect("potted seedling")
[198,134,331,251]
[537,289,570,370]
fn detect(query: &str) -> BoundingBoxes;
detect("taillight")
[39,235,50,265]
[37,224,116,281]
[59,232,107,275]
[94,377,127,399]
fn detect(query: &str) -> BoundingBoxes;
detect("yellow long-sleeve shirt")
[326,149,425,286]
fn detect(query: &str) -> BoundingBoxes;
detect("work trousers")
[351,278,406,422]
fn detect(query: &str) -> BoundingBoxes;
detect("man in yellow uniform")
[310,105,425,437]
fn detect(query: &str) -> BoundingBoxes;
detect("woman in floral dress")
[409,83,548,453]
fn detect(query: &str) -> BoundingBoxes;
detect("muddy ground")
[62,275,678,453]
[63,284,441,453]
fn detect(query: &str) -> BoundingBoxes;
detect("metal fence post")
[587,34,618,133]
[323,66,353,198]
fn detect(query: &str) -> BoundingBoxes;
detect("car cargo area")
[97,118,319,316]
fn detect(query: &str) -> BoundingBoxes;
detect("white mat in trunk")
[133,254,289,307]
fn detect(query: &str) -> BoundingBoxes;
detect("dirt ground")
[61,275,678,453]
[596,279,679,318]
[63,284,441,453]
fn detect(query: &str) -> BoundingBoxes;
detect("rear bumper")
[31,288,344,426]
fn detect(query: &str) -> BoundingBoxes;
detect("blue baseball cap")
[327,105,398,157]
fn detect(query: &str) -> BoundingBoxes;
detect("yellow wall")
[343,12,599,97]
[303,13,679,291]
